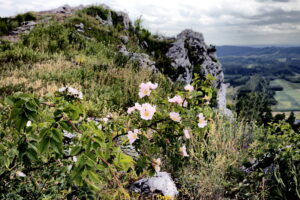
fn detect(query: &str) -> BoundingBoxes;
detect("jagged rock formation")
[129,172,179,198]
[165,29,231,115]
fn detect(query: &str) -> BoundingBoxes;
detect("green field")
[271,79,300,112]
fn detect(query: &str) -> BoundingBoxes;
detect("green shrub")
[226,122,300,200]
[22,23,70,53]
[15,12,36,24]
[81,6,110,20]
[0,39,12,51]
[67,13,121,45]
[0,18,16,36]
[0,44,44,63]
[111,10,124,30]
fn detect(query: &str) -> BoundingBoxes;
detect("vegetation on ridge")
[0,5,299,200]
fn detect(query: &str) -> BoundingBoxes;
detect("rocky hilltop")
[0,4,230,114]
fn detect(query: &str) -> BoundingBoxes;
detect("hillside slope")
[0,4,231,115]
[0,4,299,200]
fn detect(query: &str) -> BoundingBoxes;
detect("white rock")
[16,171,26,177]
[120,35,129,44]
[129,172,179,198]
[63,130,75,139]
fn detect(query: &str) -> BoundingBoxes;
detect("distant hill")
[217,45,300,112]
[217,45,300,57]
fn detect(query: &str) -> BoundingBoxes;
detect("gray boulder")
[118,45,157,72]
[217,83,233,116]
[53,4,72,14]
[118,45,131,56]
[48,4,85,14]
[129,172,179,198]
[166,34,193,83]
[115,11,131,30]
[130,53,156,72]
[93,5,131,30]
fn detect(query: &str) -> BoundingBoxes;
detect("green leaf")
[85,156,96,167]
[40,137,50,154]
[4,157,11,169]
[26,148,38,162]
[113,152,134,171]
[25,110,38,121]
[59,121,73,133]
[4,96,14,106]
[71,146,82,156]
[88,170,101,183]
[51,139,63,154]
[18,93,32,101]
[25,101,38,112]
[15,118,27,132]
[52,128,62,143]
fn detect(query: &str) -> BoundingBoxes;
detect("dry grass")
[0,76,28,87]
[177,115,252,200]
[0,55,170,114]
[0,58,81,96]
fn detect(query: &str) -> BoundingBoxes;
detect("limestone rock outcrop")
[165,29,231,115]
[93,5,131,30]
[10,21,37,35]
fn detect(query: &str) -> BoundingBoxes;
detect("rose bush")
[123,75,215,175]
[0,74,217,199]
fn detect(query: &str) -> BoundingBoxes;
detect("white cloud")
[1,0,300,45]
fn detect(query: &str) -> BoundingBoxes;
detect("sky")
[1,0,300,46]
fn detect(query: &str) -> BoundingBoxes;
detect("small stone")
[118,45,157,72]
[120,35,129,44]
[75,23,84,29]
[141,41,148,48]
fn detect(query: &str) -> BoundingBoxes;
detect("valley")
[217,45,300,116]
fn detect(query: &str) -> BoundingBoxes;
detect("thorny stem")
[42,101,82,133]
[112,119,168,141]
[61,114,83,134]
